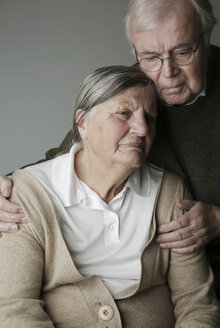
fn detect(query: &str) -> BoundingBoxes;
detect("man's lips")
[162,83,184,94]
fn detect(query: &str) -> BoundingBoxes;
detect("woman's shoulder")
[159,168,190,199]
[23,152,69,186]
[11,170,60,237]
[146,163,186,190]
[12,169,52,198]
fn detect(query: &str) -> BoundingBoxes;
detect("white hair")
[125,0,217,46]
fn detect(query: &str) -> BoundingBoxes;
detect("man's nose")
[129,113,148,137]
[161,58,179,78]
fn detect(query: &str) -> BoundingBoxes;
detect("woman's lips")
[122,143,144,149]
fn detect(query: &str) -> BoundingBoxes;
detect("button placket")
[104,211,120,245]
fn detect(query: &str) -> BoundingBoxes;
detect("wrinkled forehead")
[109,85,157,113]
[130,6,202,54]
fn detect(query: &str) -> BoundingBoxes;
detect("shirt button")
[109,223,116,231]
[99,305,114,321]
[109,212,115,219]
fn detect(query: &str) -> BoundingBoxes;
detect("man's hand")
[0,175,28,237]
[156,199,220,254]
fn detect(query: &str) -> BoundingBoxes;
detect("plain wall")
[1,0,220,174]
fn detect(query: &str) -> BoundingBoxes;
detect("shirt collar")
[51,144,161,207]
[125,164,151,197]
[185,81,206,106]
[163,80,206,107]
[52,143,83,207]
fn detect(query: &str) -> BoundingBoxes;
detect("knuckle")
[189,243,199,253]
[183,238,192,247]
[0,222,10,231]
[0,210,21,222]
[0,177,11,190]
[176,220,184,229]
[191,244,198,252]
[0,197,5,208]
[178,214,190,228]
[176,230,184,241]
[0,222,18,232]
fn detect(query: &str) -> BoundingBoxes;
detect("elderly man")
[0,0,220,298]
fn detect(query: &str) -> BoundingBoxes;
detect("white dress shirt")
[24,143,163,296]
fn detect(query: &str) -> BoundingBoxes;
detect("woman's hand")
[0,175,27,237]
[156,199,220,254]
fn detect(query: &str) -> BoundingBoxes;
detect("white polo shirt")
[24,143,163,296]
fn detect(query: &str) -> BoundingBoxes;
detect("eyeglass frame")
[134,34,204,72]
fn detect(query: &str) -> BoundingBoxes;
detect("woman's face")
[78,85,157,170]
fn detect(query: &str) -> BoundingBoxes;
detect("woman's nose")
[129,113,148,137]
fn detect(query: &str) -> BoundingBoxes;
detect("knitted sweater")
[148,45,220,298]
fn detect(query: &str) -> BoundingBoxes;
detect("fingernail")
[160,243,166,248]
[9,224,18,232]
[156,237,161,242]
[3,189,10,197]
[21,217,29,223]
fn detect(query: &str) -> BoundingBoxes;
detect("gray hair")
[125,0,217,46]
[72,65,153,142]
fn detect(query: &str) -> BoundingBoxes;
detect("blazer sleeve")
[167,176,220,327]
[0,172,55,328]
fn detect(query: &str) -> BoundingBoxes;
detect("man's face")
[130,5,208,105]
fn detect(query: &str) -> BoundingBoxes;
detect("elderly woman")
[0,66,219,328]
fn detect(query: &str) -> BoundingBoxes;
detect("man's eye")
[174,50,190,57]
[116,111,131,120]
[145,56,158,62]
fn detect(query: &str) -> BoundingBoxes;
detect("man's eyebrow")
[171,41,192,51]
[138,42,192,56]
[138,50,160,56]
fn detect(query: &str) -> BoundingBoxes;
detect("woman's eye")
[116,111,131,120]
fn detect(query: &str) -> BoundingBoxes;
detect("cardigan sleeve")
[167,178,220,327]
[0,172,55,328]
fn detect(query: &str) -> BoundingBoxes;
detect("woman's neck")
[75,149,134,204]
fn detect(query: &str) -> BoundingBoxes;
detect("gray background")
[1,0,220,174]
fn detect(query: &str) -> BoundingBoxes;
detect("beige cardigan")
[0,169,219,328]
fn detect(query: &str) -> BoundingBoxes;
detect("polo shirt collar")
[125,164,151,197]
[52,143,83,207]
[52,144,155,207]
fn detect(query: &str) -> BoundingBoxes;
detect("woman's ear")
[75,109,87,139]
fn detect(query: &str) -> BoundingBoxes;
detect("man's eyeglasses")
[135,35,203,72]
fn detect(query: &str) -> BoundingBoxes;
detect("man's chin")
[161,93,190,106]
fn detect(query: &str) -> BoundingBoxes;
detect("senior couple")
[0,0,220,327]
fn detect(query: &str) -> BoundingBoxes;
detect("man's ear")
[75,109,87,139]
